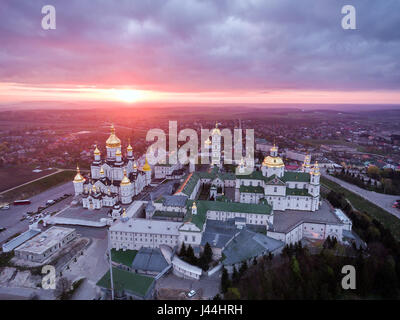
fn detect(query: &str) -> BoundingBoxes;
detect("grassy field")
[321,176,400,240]
[0,167,57,192]
[0,170,75,203]
[297,139,357,147]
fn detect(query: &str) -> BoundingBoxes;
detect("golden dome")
[100,166,104,175]
[94,145,101,155]
[262,156,284,168]
[142,158,151,172]
[270,144,278,152]
[120,169,131,186]
[133,162,137,170]
[127,138,133,152]
[192,202,197,209]
[311,161,320,175]
[73,165,85,183]
[106,124,121,148]
[211,122,221,136]
[204,137,211,146]
[116,149,122,156]
[122,208,127,218]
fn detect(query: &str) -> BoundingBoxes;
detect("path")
[322,171,400,219]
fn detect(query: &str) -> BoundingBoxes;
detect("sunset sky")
[0,0,399,106]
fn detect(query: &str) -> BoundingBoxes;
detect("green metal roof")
[286,188,312,196]
[236,170,267,181]
[239,185,264,194]
[153,210,183,218]
[282,171,310,183]
[111,249,138,267]
[96,267,154,298]
[177,173,200,196]
[185,199,272,230]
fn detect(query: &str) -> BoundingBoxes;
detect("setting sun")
[112,89,141,103]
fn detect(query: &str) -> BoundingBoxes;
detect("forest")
[218,190,400,299]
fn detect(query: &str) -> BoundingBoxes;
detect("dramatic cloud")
[0,0,399,95]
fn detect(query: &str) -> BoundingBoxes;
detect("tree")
[239,260,248,277]
[383,178,393,194]
[198,242,213,271]
[268,252,274,261]
[224,287,241,299]
[179,242,186,257]
[203,242,213,265]
[185,245,197,265]
[55,277,72,300]
[290,256,302,282]
[232,266,240,283]
[367,165,380,179]
[220,267,230,293]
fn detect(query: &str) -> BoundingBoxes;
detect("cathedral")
[73,125,152,208]
[175,122,321,212]
[235,145,320,211]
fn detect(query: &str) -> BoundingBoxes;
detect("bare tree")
[55,277,72,300]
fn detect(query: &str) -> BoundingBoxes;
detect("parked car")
[46,200,55,205]
[187,290,197,298]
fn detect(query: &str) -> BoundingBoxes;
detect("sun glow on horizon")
[1,82,400,105]
[112,89,141,103]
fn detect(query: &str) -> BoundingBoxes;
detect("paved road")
[322,172,400,219]
[55,224,108,240]
[0,182,74,244]
[63,237,109,300]
[156,271,221,300]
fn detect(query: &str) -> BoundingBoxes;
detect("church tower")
[237,157,246,174]
[120,169,132,204]
[142,157,152,185]
[309,161,321,211]
[302,154,311,173]
[94,145,101,162]
[127,139,134,161]
[211,122,221,166]
[189,156,196,173]
[91,145,102,179]
[73,165,85,196]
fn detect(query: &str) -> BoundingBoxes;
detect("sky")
[0,0,399,106]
